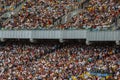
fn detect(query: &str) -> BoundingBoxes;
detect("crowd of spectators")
[58,0,120,30]
[0,0,120,30]
[0,41,120,80]
[0,0,24,16]
[1,0,81,30]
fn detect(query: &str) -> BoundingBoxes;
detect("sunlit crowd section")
[1,0,81,30]
[0,0,119,30]
[59,0,120,30]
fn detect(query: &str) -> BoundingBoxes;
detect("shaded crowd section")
[0,40,120,80]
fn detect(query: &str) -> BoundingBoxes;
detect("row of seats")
[0,41,120,80]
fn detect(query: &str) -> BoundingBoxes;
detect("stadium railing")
[0,30,120,42]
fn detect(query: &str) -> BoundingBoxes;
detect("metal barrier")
[0,30,120,41]
[87,31,120,41]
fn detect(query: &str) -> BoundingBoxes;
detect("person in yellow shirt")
[79,74,84,79]
[22,5,25,9]
[9,6,14,11]
[71,76,77,80]
[86,72,91,77]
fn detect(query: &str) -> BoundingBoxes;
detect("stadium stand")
[0,0,120,80]
[0,40,120,80]
[58,0,120,30]
[1,0,83,30]
[0,0,119,30]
